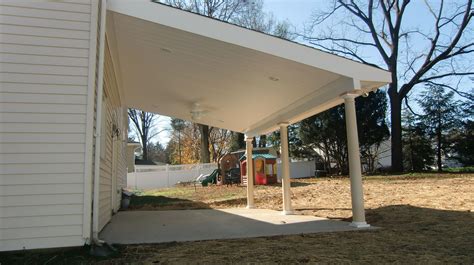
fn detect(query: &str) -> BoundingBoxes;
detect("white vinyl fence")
[128,163,217,189]
[276,160,316,181]
[128,160,316,190]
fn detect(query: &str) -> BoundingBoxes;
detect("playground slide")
[201,169,219,186]
[196,173,208,182]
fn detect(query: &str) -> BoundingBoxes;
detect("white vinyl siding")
[97,39,127,231]
[115,110,128,211]
[0,0,98,251]
[100,97,108,160]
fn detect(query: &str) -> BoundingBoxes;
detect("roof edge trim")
[107,0,391,83]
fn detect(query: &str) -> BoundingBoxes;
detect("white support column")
[245,135,255,209]
[343,94,370,228]
[279,123,293,215]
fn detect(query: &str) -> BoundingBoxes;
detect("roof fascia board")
[105,11,126,106]
[107,0,391,83]
[246,77,360,136]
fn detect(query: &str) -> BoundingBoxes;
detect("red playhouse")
[240,153,278,185]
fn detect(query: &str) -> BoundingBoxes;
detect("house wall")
[126,144,139,173]
[0,0,100,251]
[97,38,127,231]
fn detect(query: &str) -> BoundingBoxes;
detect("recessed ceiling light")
[269,76,279,81]
[160,47,172,53]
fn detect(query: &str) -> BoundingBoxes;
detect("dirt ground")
[2,173,473,264]
[129,173,473,220]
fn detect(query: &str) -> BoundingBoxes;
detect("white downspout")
[111,133,117,213]
[92,0,107,244]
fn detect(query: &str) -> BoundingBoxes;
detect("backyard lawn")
[2,173,473,264]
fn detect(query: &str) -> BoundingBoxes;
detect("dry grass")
[2,173,473,264]
[118,173,474,264]
[129,173,473,220]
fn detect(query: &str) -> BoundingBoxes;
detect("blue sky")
[264,0,314,28]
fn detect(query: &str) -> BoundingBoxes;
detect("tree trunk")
[210,141,217,162]
[409,128,414,171]
[238,133,245,149]
[230,132,246,151]
[389,90,403,172]
[178,131,181,164]
[199,124,210,163]
[437,126,442,172]
[141,136,148,161]
[259,135,267,147]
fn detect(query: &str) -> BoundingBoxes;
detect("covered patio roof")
[106,0,391,136]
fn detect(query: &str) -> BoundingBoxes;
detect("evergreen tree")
[298,90,390,174]
[356,90,390,172]
[418,84,462,171]
[299,106,348,174]
[267,124,312,158]
[402,109,434,171]
[452,97,474,166]
[452,120,474,166]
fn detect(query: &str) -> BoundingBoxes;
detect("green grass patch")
[444,166,474,173]
[362,172,473,181]
[129,187,196,199]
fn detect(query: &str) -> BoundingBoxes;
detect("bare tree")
[160,0,294,37]
[128,109,166,161]
[160,0,246,21]
[209,127,233,162]
[303,0,473,172]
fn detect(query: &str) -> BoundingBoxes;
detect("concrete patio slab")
[100,208,373,244]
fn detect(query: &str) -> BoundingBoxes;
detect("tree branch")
[400,0,473,99]
[418,72,474,83]
[404,96,422,117]
[304,36,377,47]
[424,80,474,101]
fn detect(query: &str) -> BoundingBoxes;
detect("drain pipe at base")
[92,0,107,245]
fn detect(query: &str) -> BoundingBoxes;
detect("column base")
[246,205,255,209]
[349,221,370,228]
[281,210,294,215]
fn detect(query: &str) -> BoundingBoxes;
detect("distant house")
[126,142,141,173]
[0,0,390,251]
